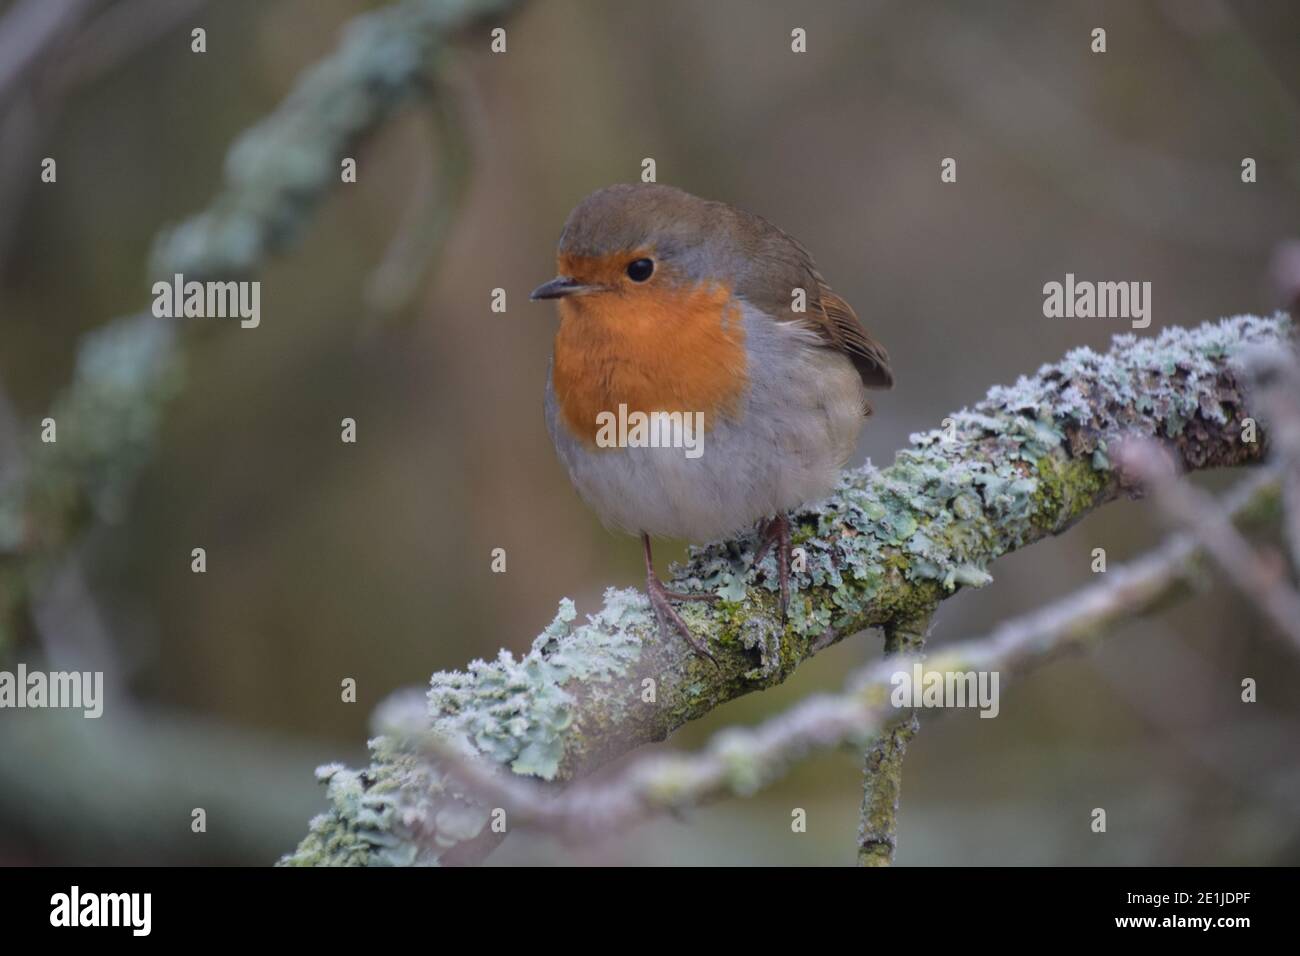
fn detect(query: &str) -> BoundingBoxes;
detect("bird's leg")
[752,512,792,621]
[642,533,718,665]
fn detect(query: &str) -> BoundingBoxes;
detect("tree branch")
[281,312,1291,866]
[402,465,1280,846]
[857,608,932,867]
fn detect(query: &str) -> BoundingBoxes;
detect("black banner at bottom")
[0,865,1285,941]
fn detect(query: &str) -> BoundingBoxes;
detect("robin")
[531,183,893,662]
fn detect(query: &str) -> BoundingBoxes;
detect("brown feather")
[813,286,894,389]
[722,205,893,392]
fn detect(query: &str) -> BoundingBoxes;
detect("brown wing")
[727,205,894,391]
[812,285,894,389]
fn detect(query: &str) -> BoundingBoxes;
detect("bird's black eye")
[626,258,654,282]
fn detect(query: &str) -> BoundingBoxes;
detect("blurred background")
[1,0,1299,865]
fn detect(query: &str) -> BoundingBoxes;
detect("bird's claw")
[754,513,792,623]
[646,574,720,667]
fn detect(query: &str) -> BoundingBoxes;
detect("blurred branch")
[282,313,1291,867]
[0,0,522,653]
[0,367,123,686]
[1118,438,1300,651]
[411,466,1280,844]
[1246,338,1300,571]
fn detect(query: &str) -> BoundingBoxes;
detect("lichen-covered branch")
[391,465,1279,844]
[0,0,521,652]
[283,312,1291,867]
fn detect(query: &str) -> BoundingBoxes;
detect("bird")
[531,183,893,663]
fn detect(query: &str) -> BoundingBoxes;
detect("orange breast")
[552,281,749,446]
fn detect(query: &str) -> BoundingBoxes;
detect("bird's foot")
[753,513,792,622]
[646,572,719,666]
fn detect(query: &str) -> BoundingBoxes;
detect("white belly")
[545,306,867,543]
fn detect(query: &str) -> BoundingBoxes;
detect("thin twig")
[1243,343,1300,572]
[1118,440,1300,651]
[857,608,933,867]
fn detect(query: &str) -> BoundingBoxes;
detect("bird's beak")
[530,276,599,300]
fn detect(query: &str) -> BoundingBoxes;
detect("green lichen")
[281,588,649,865]
[1030,454,1109,533]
